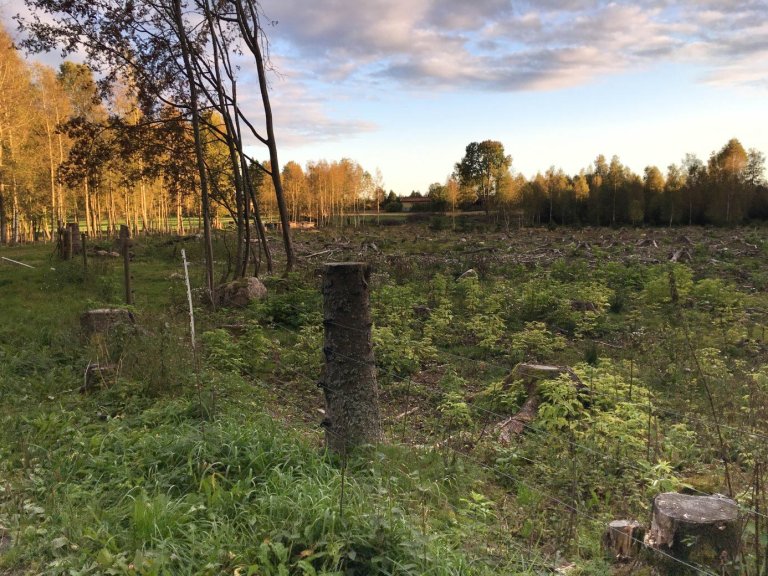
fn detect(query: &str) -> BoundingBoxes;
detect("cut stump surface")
[646,492,739,574]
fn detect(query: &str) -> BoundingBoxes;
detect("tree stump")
[603,520,643,561]
[319,262,382,455]
[80,308,135,337]
[81,362,116,392]
[495,363,587,443]
[646,492,740,575]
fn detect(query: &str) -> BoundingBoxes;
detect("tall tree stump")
[646,492,740,575]
[319,262,382,455]
[80,308,135,337]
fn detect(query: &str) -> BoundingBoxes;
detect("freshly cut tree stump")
[495,363,586,443]
[603,520,643,561]
[646,492,739,574]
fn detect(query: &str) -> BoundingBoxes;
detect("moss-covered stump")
[645,492,739,575]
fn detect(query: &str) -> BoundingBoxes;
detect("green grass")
[0,388,516,574]
[4,223,768,575]
[0,239,526,575]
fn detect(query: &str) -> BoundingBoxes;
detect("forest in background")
[0,20,767,247]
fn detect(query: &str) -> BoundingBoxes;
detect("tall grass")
[0,399,512,575]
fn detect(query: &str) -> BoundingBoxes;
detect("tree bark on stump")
[603,520,643,561]
[646,492,740,575]
[80,308,135,337]
[319,262,382,455]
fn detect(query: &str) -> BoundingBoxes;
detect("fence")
[45,228,767,575]
[217,259,764,576]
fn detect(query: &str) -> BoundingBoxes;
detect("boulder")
[216,277,267,308]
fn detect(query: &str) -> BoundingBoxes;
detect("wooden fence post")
[320,262,382,455]
[81,233,88,277]
[120,225,133,305]
[63,228,72,260]
[67,222,81,255]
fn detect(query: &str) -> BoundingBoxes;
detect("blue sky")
[252,0,768,194]
[4,0,767,195]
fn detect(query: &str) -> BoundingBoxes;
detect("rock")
[216,277,267,308]
[81,308,135,337]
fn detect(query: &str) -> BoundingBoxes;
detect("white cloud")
[260,0,768,92]
[237,61,378,149]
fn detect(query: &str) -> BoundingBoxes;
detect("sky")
[3,0,768,195]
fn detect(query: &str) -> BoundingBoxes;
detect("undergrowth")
[3,224,768,575]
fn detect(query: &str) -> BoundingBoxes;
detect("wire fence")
[84,245,766,575]
[222,300,762,576]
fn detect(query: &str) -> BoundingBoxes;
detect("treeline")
[428,138,768,226]
[3,12,766,246]
[0,23,202,243]
[0,22,384,245]
[257,160,383,226]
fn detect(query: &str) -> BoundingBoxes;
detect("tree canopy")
[454,140,512,212]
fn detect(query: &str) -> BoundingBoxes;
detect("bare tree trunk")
[177,191,185,234]
[11,179,19,244]
[172,0,216,299]
[46,117,57,239]
[232,0,294,271]
[140,179,149,232]
[84,178,92,236]
[248,183,272,274]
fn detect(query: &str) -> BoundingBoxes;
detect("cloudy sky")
[5,0,768,194]
[253,0,768,194]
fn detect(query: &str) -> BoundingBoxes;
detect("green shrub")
[509,321,566,363]
[202,329,245,373]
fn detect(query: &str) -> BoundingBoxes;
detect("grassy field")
[1,223,767,575]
